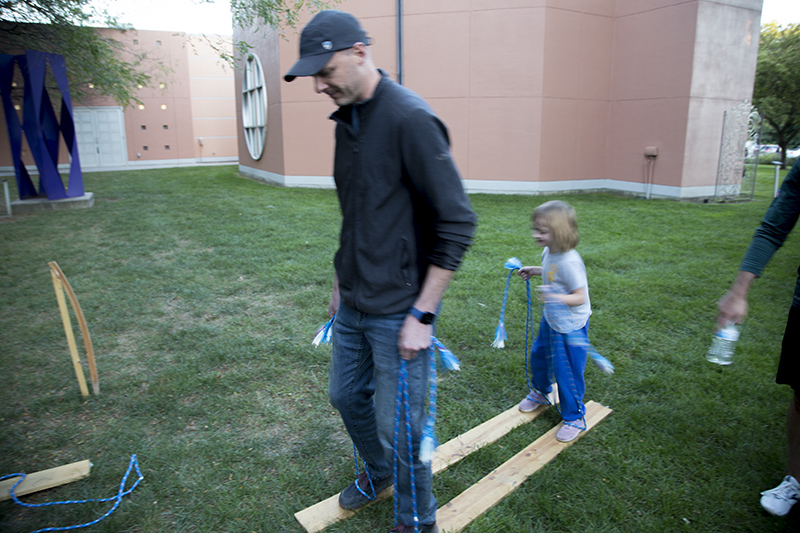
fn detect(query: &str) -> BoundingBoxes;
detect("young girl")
[517,200,592,442]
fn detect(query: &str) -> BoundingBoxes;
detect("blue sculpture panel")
[0,51,84,201]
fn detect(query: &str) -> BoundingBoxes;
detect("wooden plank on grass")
[294,394,557,533]
[432,388,558,474]
[0,460,91,501]
[436,401,612,533]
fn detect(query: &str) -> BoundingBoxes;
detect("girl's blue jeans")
[329,302,436,526]
[529,317,589,422]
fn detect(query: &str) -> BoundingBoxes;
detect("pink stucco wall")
[109,30,238,167]
[236,0,762,199]
[0,28,237,174]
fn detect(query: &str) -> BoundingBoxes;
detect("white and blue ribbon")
[493,257,523,348]
[312,314,335,346]
[419,337,461,465]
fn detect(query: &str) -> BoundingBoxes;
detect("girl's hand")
[518,266,542,280]
[536,284,558,303]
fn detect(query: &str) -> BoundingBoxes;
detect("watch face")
[411,307,436,325]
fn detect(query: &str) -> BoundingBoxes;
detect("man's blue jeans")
[329,302,436,526]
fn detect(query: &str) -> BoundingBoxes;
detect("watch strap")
[409,306,436,325]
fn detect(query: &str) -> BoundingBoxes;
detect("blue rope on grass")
[350,444,380,502]
[0,454,143,533]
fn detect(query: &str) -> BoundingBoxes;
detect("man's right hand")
[716,290,748,330]
[716,271,756,330]
[328,276,340,318]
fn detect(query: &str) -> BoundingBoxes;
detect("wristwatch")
[409,306,436,325]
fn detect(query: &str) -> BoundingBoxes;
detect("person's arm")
[537,285,586,307]
[398,265,454,360]
[555,287,586,307]
[716,270,756,329]
[400,108,476,271]
[394,108,476,359]
[328,272,340,319]
[716,161,800,329]
[518,266,542,280]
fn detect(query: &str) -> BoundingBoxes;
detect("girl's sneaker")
[556,421,582,442]
[760,475,800,516]
[518,391,547,412]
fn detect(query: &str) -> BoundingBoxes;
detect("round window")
[242,53,268,160]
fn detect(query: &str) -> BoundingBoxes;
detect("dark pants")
[778,304,800,393]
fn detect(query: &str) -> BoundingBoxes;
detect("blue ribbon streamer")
[419,337,460,465]
[312,314,335,346]
[493,257,523,348]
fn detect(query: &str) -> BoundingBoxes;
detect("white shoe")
[760,475,800,516]
[518,391,547,412]
[556,421,582,442]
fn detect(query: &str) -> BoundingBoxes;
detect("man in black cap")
[285,10,476,533]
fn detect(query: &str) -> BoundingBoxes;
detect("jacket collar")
[330,69,390,127]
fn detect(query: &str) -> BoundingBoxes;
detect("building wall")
[236,0,763,199]
[186,36,239,164]
[234,22,287,178]
[0,28,237,176]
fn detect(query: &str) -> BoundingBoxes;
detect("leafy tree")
[754,22,800,166]
[0,0,150,106]
[0,0,335,107]
[216,0,338,68]
[231,0,334,35]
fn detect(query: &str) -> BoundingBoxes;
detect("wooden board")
[0,460,91,501]
[432,389,558,474]
[436,401,612,532]
[294,394,557,533]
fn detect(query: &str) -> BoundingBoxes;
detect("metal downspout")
[397,0,404,85]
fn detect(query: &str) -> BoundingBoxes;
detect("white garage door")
[74,107,127,168]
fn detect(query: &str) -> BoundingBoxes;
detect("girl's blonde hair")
[532,200,580,251]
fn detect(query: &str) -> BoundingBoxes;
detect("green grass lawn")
[1,164,798,532]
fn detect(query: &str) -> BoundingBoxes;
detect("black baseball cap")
[284,11,370,82]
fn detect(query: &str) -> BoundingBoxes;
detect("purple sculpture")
[0,51,83,200]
